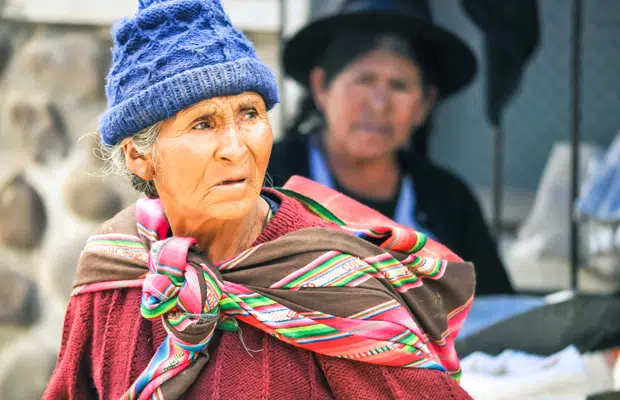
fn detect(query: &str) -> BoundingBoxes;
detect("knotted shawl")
[73,177,475,400]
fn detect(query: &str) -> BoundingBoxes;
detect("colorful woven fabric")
[73,188,474,400]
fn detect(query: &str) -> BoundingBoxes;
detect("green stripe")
[220,292,276,310]
[203,274,223,298]
[365,228,384,237]
[400,332,420,346]
[408,256,422,267]
[141,298,177,319]
[390,275,418,288]
[408,235,427,253]
[329,269,370,287]
[369,344,392,355]
[276,323,339,339]
[372,258,401,269]
[243,295,277,308]
[450,369,462,382]
[87,239,144,248]
[420,260,442,277]
[219,297,242,311]
[167,274,185,286]
[277,188,345,226]
[404,258,442,277]
[216,317,238,331]
[284,253,351,288]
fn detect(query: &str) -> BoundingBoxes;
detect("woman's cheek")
[160,146,203,192]
[248,120,273,161]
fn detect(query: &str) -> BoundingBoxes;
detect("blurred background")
[0,0,619,398]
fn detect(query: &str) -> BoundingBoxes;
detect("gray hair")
[99,122,163,198]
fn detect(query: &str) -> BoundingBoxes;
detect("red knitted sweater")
[44,190,473,400]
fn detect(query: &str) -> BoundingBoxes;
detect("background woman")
[269,0,514,295]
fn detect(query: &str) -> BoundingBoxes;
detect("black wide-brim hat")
[283,0,478,98]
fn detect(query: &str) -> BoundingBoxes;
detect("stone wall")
[0,19,138,398]
[0,15,292,399]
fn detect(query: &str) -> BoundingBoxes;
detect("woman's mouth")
[217,178,247,186]
[355,123,393,137]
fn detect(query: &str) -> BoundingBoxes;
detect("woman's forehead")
[347,49,422,76]
[178,92,265,116]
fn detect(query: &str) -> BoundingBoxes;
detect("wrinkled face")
[127,92,273,221]
[312,49,434,161]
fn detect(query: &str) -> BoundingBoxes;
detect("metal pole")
[278,0,287,133]
[569,0,583,291]
[492,122,504,241]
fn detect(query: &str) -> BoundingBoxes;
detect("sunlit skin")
[122,92,273,264]
[310,48,437,199]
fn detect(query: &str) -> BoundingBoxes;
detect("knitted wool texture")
[99,0,279,146]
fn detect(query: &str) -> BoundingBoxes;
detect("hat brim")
[283,12,477,98]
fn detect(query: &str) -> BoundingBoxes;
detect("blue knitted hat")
[99,0,279,146]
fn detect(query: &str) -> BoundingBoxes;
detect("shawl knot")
[141,236,226,352]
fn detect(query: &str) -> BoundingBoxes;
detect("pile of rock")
[0,21,138,399]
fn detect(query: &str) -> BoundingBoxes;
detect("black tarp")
[461,0,540,124]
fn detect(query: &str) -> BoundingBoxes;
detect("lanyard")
[308,137,433,237]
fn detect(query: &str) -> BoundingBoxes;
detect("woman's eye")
[355,74,374,85]
[243,109,258,120]
[391,80,410,92]
[192,120,213,130]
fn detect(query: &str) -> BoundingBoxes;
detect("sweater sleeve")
[318,355,473,400]
[43,293,98,400]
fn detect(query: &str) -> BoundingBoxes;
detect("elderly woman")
[44,1,475,399]
[269,0,514,296]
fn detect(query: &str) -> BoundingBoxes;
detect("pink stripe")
[252,303,284,313]
[344,274,373,287]
[135,197,169,241]
[156,238,195,272]
[393,281,423,293]
[410,258,447,279]
[363,252,393,265]
[262,317,312,329]
[177,267,203,314]
[270,250,341,289]
[218,244,264,270]
[72,279,145,295]
[364,307,423,335]
[222,281,253,295]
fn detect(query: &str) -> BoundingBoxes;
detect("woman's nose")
[215,126,248,163]
[368,84,391,113]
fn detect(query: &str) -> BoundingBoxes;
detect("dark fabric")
[261,193,281,213]
[335,177,400,220]
[268,134,515,295]
[456,293,620,357]
[461,0,540,123]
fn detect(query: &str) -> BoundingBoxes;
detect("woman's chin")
[346,146,392,162]
[200,191,259,220]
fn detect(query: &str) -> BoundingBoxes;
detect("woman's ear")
[414,84,439,126]
[309,67,328,112]
[122,139,154,181]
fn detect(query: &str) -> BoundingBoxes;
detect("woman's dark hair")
[285,30,438,161]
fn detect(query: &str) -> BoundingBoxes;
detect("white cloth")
[460,346,589,400]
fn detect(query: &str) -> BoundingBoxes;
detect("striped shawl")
[72,176,475,400]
